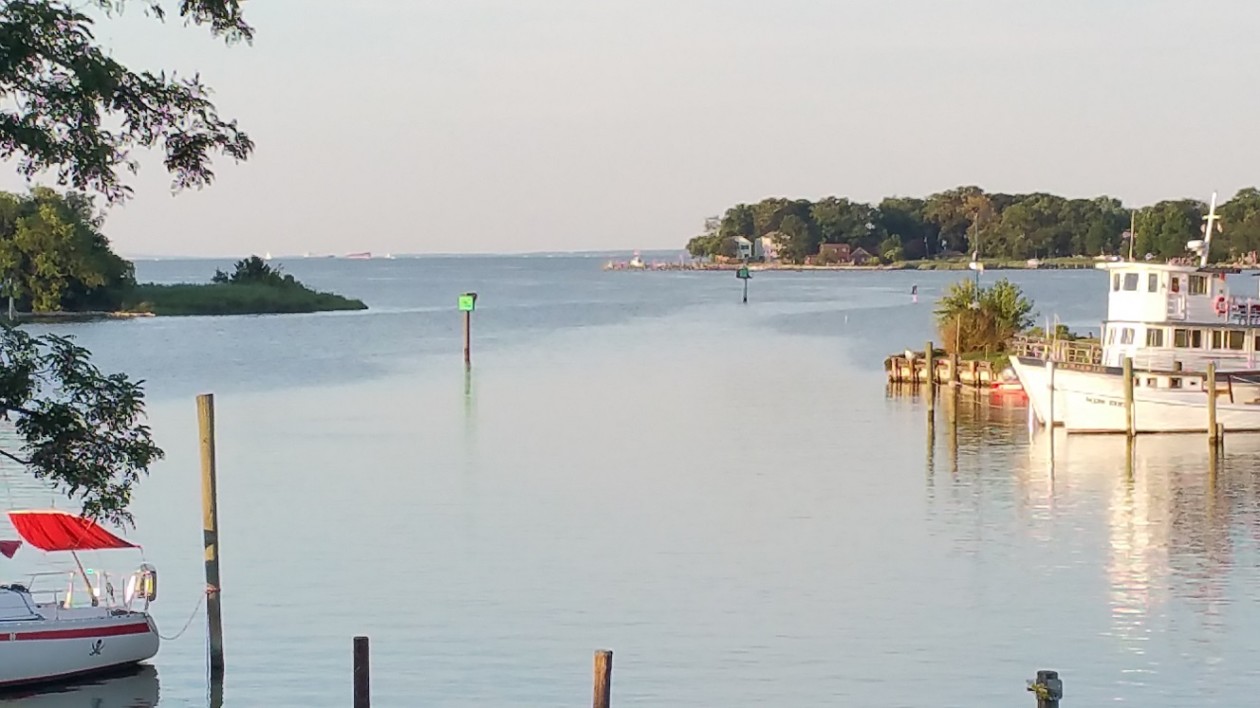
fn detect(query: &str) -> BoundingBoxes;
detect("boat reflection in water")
[0,664,159,707]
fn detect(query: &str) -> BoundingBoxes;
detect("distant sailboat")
[264,251,273,261]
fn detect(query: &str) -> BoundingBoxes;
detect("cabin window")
[1174,328,1189,347]
[1190,275,1208,295]
[1146,328,1164,347]
[1170,377,1183,389]
[1113,274,1120,291]
[1148,274,1159,292]
[1146,377,1157,387]
[1192,330,1204,348]
[1123,273,1139,291]
[1255,333,1260,352]
[1121,328,1135,345]
[1107,328,1116,345]
[1211,330,1225,349]
[1229,330,1246,350]
[1171,277,1181,293]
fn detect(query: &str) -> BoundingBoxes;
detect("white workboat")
[1,510,160,689]
[1010,192,1260,433]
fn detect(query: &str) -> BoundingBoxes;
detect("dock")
[884,353,1000,387]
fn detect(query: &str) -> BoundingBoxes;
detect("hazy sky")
[4,0,1260,256]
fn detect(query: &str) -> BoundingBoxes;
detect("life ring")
[1214,295,1228,315]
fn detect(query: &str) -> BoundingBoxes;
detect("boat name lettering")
[1084,396,1124,407]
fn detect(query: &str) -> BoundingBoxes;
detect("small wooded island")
[0,188,366,318]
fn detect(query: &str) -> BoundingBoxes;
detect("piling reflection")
[914,380,1260,659]
[0,664,160,707]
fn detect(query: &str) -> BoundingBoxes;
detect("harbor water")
[3,257,1259,706]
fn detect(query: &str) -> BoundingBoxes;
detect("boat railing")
[1010,335,1103,365]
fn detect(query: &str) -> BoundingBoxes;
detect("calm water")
[3,257,1259,706]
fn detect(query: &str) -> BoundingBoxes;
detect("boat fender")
[137,564,157,603]
[1214,294,1228,315]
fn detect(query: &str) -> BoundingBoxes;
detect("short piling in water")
[1027,669,1063,707]
[197,393,225,678]
[924,341,936,410]
[1207,362,1219,444]
[593,650,613,708]
[1123,357,1134,437]
[353,636,370,708]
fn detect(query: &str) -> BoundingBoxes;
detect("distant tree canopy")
[688,187,1260,265]
[213,256,295,287]
[0,187,134,312]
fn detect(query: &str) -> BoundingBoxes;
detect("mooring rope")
[156,586,210,641]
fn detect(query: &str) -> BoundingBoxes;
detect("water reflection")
[916,389,1260,697]
[0,665,160,707]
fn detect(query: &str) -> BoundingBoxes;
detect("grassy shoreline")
[119,282,368,316]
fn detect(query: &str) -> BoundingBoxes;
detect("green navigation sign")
[736,266,751,280]
[459,293,478,312]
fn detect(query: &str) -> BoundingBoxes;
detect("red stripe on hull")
[2,622,151,642]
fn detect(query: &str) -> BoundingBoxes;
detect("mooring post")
[197,393,225,678]
[1123,356,1135,437]
[949,353,960,385]
[925,341,936,409]
[1027,669,1063,707]
[1207,362,1219,444]
[353,636,370,708]
[593,649,613,708]
[1047,360,1056,427]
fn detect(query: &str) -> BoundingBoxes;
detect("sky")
[4,0,1260,257]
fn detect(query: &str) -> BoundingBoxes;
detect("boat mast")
[1201,192,1220,268]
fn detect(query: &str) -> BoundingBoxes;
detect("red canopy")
[7,511,137,552]
[0,540,19,559]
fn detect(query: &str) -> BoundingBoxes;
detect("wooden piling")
[197,393,225,678]
[1046,360,1056,427]
[1028,669,1063,707]
[1122,357,1134,437]
[925,341,935,409]
[1207,362,1219,443]
[353,636,370,708]
[949,353,960,385]
[593,650,613,708]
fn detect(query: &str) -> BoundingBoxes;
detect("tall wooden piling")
[1046,360,1056,427]
[1122,357,1135,437]
[197,393,225,678]
[925,341,935,411]
[353,636,370,708]
[593,650,613,708]
[1028,669,1063,707]
[1207,364,1217,435]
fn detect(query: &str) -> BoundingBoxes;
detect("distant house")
[849,246,875,265]
[758,233,782,262]
[816,243,851,264]
[734,236,755,261]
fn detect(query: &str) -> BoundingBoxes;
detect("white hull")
[0,602,159,688]
[1010,356,1260,433]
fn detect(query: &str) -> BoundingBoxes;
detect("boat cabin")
[1099,261,1260,370]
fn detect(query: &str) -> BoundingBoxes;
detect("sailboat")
[1,510,160,688]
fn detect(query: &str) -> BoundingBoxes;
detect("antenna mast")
[1201,192,1220,268]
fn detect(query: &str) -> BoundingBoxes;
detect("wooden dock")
[884,353,999,386]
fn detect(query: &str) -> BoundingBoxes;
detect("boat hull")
[0,613,159,688]
[1009,355,1260,433]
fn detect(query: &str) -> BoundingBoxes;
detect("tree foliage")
[0,0,253,203]
[0,187,134,311]
[935,278,1034,354]
[212,255,293,287]
[0,0,251,522]
[687,187,1260,265]
[0,326,161,525]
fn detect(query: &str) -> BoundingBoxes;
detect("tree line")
[687,187,1260,264]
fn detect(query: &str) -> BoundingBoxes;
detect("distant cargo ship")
[344,252,372,260]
